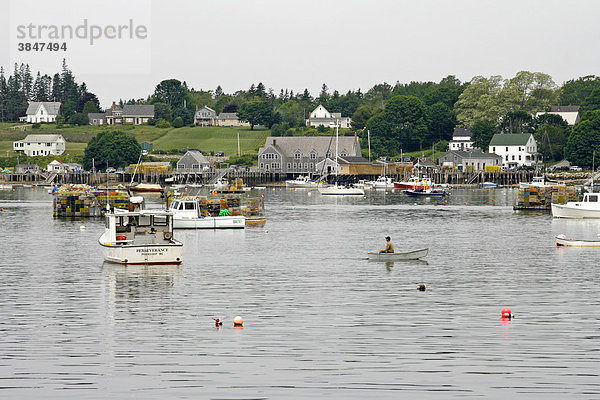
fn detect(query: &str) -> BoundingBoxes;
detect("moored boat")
[130,183,164,192]
[285,175,319,188]
[318,185,365,195]
[556,234,600,247]
[98,209,183,265]
[551,192,600,218]
[369,176,395,189]
[169,197,245,229]
[368,248,429,261]
[405,188,448,198]
[394,176,432,190]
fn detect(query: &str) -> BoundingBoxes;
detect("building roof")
[260,136,360,157]
[338,156,371,164]
[19,134,64,143]
[441,150,502,160]
[550,105,579,112]
[88,113,105,120]
[452,127,472,139]
[488,134,532,146]
[122,105,155,117]
[26,102,61,115]
[217,113,239,120]
[16,163,39,168]
[180,150,210,165]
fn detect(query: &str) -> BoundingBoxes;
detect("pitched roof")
[217,113,239,120]
[181,150,209,165]
[338,156,371,164]
[488,134,532,146]
[260,136,360,157]
[452,127,471,138]
[26,102,61,115]
[442,150,502,159]
[88,113,105,120]
[19,134,64,142]
[122,105,155,116]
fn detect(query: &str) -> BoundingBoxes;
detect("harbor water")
[0,186,598,399]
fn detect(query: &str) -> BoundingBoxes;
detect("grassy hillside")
[0,123,271,157]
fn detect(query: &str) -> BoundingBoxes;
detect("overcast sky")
[1,0,599,107]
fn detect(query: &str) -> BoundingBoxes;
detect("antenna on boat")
[106,164,110,211]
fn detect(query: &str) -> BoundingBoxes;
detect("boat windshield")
[586,194,598,202]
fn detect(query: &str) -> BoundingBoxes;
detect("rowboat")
[367,248,429,261]
[555,234,600,247]
[130,183,164,193]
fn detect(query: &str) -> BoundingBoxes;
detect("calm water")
[0,185,598,399]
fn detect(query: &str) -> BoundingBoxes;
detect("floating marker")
[233,316,244,327]
[417,284,427,291]
[501,307,513,320]
[214,318,223,326]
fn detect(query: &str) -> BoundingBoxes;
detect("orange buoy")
[233,316,243,327]
[501,307,513,319]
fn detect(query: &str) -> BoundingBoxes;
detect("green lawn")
[151,126,270,155]
[0,123,271,158]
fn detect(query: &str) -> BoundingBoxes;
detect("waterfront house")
[92,102,155,125]
[305,104,352,129]
[47,160,83,173]
[13,134,66,156]
[215,113,250,127]
[438,150,502,171]
[176,150,211,172]
[15,163,40,174]
[449,127,475,151]
[257,136,361,173]
[335,157,404,176]
[20,102,62,123]
[488,134,538,168]
[535,105,580,126]
[194,106,217,126]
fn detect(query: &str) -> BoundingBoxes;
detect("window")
[192,164,199,169]
[153,215,168,226]
[260,163,264,169]
[589,195,598,202]
[293,163,297,169]
[512,155,515,161]
[310,151,316,159]
[184,202,195,210]
[326,151,332,159]
[138,215,151,226]
[294,152,301,159]
[177,164,185,169]
[310,163,314,169]
[518,155,521,161]
[506,147,508,152]
[304,163,308,169]
[287,163,291,169]
[493,147,496,152]
[271,162,280,169]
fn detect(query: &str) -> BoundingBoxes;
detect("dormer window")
[294,151,301,159]
[309,150,317,160]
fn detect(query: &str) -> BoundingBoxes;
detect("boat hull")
[100,241,183,265]
[173,215,246,229]
[318,186,365,195]
[556,235,600,247]
[551,203,600,218]
[368,248,429,261]
[405,190,447,198]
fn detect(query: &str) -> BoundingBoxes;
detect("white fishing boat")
[555,234,600,247]
[369,176,395,189]
[394,176,432,190]
[98,209,183,265]
[130,182,164,193]
[169,197,245,229]
[317,122,365,196]
[285,175,319,188]
[212,178,229,189]
[551,192,600,218]
[368,248,429,261]
[519,176,551,189]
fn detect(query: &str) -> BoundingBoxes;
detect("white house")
[20,102,61,123]
[488,133,538,169]
[449,127,475,151]
[305,104,352,129]
[535,105,580,126]
[194,106,217,126]
[13,134,66,156]
[47,160,83,173]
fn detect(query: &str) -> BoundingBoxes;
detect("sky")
[1,0,599,108]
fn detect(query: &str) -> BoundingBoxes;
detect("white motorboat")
[169,197,245,229]
[556,234,600,247]
[394,176,432,190]
[285,175,319,188]
[520,176,551,189]
[369,176,395,189]
[368,248,429,261]
[98,209,183,265]
[212,178,229,189]
[551,192,600,218]
[318,185,365,195]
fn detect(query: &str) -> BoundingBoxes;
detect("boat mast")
[335,120,339,179]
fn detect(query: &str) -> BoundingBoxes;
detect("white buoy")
[264,230,269,234]
[80,225,86,230]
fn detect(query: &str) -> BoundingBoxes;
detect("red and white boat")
[394,176,432,190]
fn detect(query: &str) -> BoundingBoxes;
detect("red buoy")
[501,307,512,319]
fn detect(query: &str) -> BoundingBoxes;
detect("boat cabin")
[104,210,175,245]
[582,193,599,203]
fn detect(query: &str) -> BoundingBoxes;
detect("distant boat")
[369,176,395,189]
[169,197,245,229]
[556,234,600,247]
[405,188,448,198]
[520,176,551,189]
[130,183,163,192]
[368,248,429,261]
[482,182,498,188]
[551,192,600,218]
[285,175,319,188]
[394,176,432,190]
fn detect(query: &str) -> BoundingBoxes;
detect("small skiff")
[368,248,429,261]
[555,234,600,247]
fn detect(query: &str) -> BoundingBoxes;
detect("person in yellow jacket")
[380,236,394,253]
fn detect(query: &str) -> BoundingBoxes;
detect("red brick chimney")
[112,101,116,110]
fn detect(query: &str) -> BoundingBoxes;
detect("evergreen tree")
[22,64,33,101]
[0,67,6,121]
[51,73,61,101]
[60,59,79,103]
[215,85,223,97]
